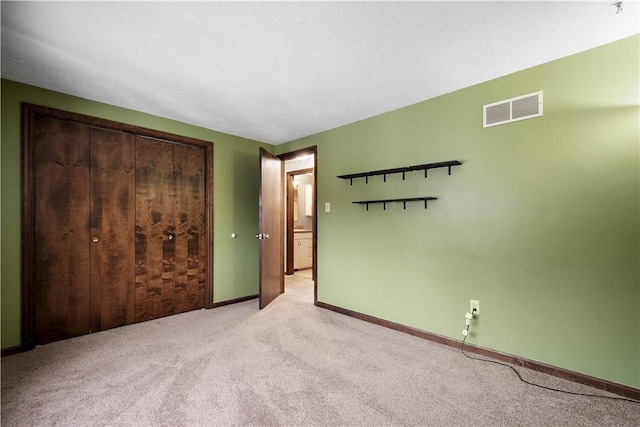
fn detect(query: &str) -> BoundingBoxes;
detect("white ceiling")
[2,1,638,145]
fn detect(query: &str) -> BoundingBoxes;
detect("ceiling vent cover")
[483,91,543,128]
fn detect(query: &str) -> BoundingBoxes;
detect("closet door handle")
[92,237,100,243]
[168,234,174,240]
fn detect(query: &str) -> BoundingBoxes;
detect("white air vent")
[483,91,543,128]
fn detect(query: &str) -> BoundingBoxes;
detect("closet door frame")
[21,103,214,349]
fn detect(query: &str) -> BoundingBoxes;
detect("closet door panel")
[135,137,175,321]
[90,128,136,331]
[173,144,206,312]
[23,104,214,347]
[33,117,91,344]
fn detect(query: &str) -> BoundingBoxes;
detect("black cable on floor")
[461,322,640,404]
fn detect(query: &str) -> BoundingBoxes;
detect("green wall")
[2,36,638,389]
[278,36,640,388]
[1,79,272,348]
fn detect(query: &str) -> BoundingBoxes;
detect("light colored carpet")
[2,276,639,426]
[293,269,312,279]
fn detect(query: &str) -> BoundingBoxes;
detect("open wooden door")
[258,148,284,308]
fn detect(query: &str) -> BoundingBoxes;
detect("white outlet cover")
[470,300,480,314]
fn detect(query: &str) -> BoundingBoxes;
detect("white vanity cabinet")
[293,231,313,270]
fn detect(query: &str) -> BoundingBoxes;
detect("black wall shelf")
[353,197,437,211]
[338,160,461,185]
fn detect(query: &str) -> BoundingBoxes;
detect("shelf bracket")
[338,160,460,183]
[383,174,387,182]
[349,178,353,185]
[353,196,436,211]
[365,176,369,184]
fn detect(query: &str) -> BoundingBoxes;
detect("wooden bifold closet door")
[135,137,206,322]
[30,117,135,344]
[23,105,211,347]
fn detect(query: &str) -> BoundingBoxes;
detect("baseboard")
[3,295,259,357]
[315,301,640,401]
[211,294,258,308]
[4,296,260,356]
[1,345,25,357]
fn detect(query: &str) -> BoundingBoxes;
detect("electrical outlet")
[470,299,480,315]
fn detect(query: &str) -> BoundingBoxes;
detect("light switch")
[325,202,331,213]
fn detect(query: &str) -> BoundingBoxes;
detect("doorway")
[257,146,317,308]
[280,148,317,301]
[285,167,313,274]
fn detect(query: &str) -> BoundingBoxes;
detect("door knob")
[168,234,174,240]
[92,237,100,243]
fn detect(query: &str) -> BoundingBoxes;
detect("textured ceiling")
[2,1,638,145]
